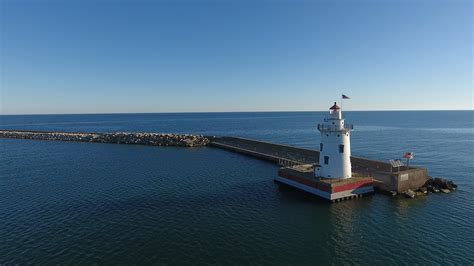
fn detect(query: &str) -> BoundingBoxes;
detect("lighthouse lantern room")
[316,102,353,179]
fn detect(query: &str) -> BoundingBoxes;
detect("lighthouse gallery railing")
[317,123,353,132]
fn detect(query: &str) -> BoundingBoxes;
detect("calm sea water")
[1,111,473,264]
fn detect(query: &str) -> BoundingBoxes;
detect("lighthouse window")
[320,143,323,152]
[324,156,329,165]
[339,144,344,153]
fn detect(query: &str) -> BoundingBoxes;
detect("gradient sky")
[1,0,472,114]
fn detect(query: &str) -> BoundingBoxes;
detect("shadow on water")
[275,182,330,205]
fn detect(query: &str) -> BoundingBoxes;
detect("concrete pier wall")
[208,136,318,164]
[396,168,430,192]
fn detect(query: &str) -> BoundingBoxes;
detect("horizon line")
[1,109,472,116]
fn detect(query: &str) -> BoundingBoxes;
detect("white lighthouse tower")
[316,102,353,179]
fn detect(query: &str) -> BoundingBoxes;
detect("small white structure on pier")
[316,102,353,179]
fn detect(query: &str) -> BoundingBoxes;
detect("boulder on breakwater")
[0,130,210,147]
[423,177,457,193]
[403,176,457,198]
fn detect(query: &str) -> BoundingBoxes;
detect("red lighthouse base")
[276,165,374,202]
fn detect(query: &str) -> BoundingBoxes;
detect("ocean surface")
[1,111,473,264]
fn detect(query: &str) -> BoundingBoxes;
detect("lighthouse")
[276,100,373,201]
[316,102,353,179]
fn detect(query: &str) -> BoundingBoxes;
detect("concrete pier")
[276,164,374,201]
[210,136,429,193]
[209,136,318,164]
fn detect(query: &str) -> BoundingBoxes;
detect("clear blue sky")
[1,0,472,114]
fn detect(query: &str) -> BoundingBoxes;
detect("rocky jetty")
[0,130,210,147]
[423,177,457,193]
[403,176,457,198]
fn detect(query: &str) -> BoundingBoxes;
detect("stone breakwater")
[0,130,210,147]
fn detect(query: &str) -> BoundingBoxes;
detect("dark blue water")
[1,111,473,264]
